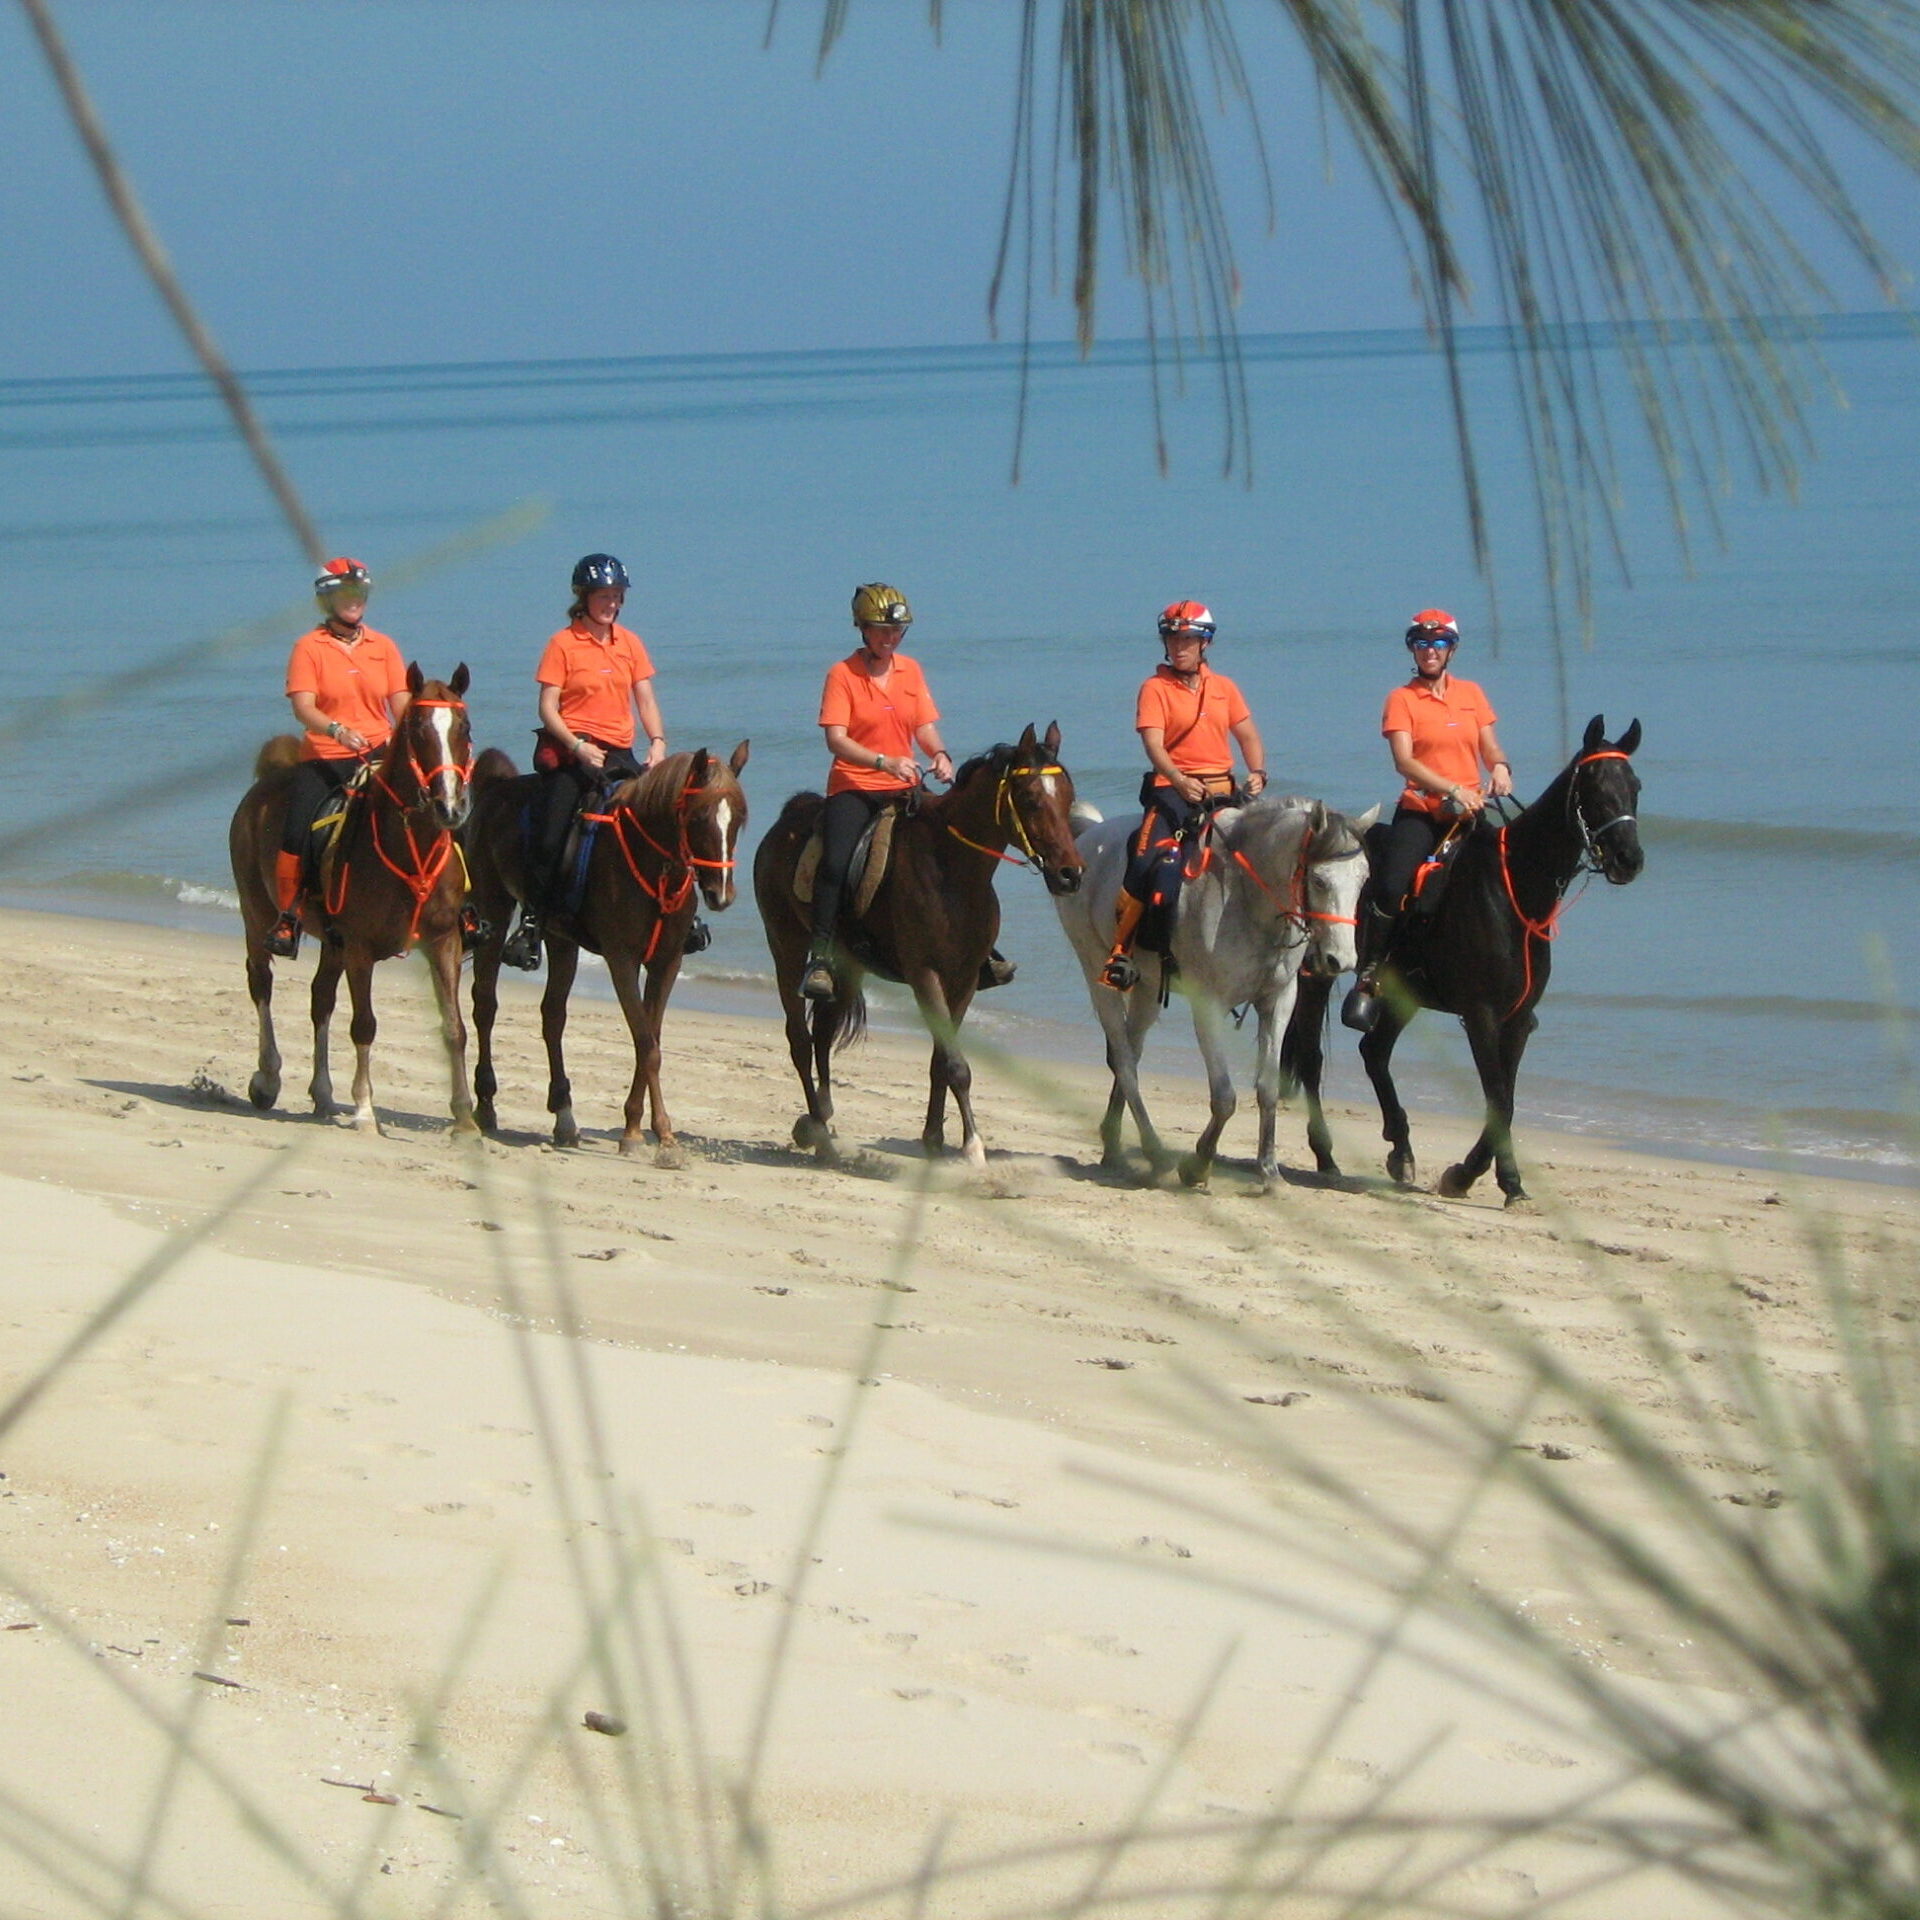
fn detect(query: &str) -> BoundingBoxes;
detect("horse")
[229,664,476,1133]
[1280,715,1644,1205]
[463,743,749,1165]
[1055,794,1376,1189]
[754,723,1084,1168]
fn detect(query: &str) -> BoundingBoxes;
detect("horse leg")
[540,939,583,1147]
[1439,1007,1530,1204]
[914,972,983,1169]
[922,1046,949,1156]
[1284,974,1340,1177]
[1094,978,1167,1176]
[470,941,502,1133]
[1179,995,1236,1191]
[638,949,688,1167]
[307,943,345,1118]
[244,938,282,1110]
[1251,978,1303,1182]
[1360,1000,1418,1185]
[342,946,381,1132]
[423,932,478,1137]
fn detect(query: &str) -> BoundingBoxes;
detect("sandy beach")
[2,904,1913,1917]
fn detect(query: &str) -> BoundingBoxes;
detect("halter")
[944,763,1067,872]
[1228,821,1364,947]
[327,697,472,944]
[582,770,739,962]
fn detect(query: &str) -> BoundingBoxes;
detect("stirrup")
[685,916,713,955]
[977,949,1016,991]
[501,911,543,971]
[1098,951,1139,993]
[1341,978,1382,1033]
[459,904,489,953]
[799,952,837,1002]
[267,910,301,959]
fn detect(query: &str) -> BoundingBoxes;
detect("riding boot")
[1340,903,1399,1033]
[268,850,304,958]
[1099,893,1146,992]
[799,935,837,1002]
[502,868,548,971]
[976,947,1016,991]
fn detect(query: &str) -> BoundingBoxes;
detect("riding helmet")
[1158,600,1216,640]
[571,553,631,596]
[852,583,912,627]
[1405,608,1459,648]
[314,556,372,601]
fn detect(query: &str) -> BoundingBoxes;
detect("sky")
[8,0,1915,385]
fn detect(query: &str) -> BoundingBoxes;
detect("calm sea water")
[2,323,1914,1179]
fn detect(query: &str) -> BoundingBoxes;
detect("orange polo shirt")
[285,625,409,760]
[534,622,655,749]
[1135,664,1251,784]
[819,652,939,795]
[1383,673,1497,814]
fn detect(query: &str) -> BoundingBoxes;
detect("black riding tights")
[279,757,357,858]
[1375,806,1446,919]
[812,787,909,944]
[529,742,642,911]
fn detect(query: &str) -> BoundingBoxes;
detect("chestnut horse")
[754,723,1084,1167]
[229,664,476,1133]
[1281,716,1645,1204]
[463,744,749,1165]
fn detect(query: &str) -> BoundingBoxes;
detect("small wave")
[1641,816,1920,863]
[1554,991,1919,1025]
[53,869,241,914]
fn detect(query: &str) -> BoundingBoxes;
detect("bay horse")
[229,664,476,1133]
[1281,715,1644,1204]
[1056,795,1376,1189]
[463,744,749,1165]
[754,723,1084,1168]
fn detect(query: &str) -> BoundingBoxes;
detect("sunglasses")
[1410,637,1456,652]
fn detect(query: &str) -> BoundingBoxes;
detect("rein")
[582,773,737,963]
[327,699,471,943]
[945,763,1066,871]
[1228,825,1362,946]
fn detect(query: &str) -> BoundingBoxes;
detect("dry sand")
[2,906,1913,1917]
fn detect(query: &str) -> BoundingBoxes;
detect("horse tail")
[1279,971,1332,1099]
[253,734,303,779]
[1068,799,1104,838]
[472,746,519,792]
[813,986,867,1055]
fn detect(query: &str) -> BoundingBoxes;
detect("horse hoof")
[1387,1152,1417,1187]
[449,1115,481,1139]
[553,1124,581,1150]
[1503,1187,1533,1210]
[653,1142,687,1171]
[961,1139,987,1172]
[1437,1164,1475,1199]
[247,1074,279,1111]
[793,1115,832,1151]
[1177,1156,1211,1191]
[475,1102,497,1133]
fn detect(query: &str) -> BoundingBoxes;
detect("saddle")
[794,804,899,919]
[309,764,375,902]
[1136,790,1235,960]
[1406,817,1476,918]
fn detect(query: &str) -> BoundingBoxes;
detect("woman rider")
[1099,600,1268,990]
[799,583,953,1001]
[501,553,674,969]
[1340,608,1513,1031]
[269,557,410,957]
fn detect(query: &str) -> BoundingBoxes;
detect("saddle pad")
[312,765,375,900]
[794,806,896,917]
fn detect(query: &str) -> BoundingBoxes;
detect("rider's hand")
[337,726,367,753]
[1450,784,1488,814]
[642,736,667,769]
[1243,770,1268,798]
[1488,762,1514,798]
[1175,773,1206,804]
[575,739,606,771]
[930,750,953,785]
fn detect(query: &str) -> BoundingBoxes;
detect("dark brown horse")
[1281,715,1644,1204]
[229,664,476,1133]
[754,723,1084,1167]
[464,743,750,1165]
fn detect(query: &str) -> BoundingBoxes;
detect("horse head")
[398,662,474,830]
[682,740,751,911]
[1228,797,1373,978]
[1000,722,1084,896]
[1573,715,1644,885]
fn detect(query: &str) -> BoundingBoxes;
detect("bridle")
[1228,817,1364,949]
[945,761,1069,875]
[583,768,739,961]
[1568,749,1638,872]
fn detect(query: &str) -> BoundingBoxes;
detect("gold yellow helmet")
[851,583,912,627]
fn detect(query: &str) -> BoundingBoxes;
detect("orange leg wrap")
[274,849,303,913]
[1107,890,1145,961]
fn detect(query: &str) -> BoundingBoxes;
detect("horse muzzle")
[1045,864,1084,897]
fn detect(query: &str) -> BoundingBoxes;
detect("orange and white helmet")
[1405,608,1459,648]
[1158,600,1215,641]
[314,556,372,603]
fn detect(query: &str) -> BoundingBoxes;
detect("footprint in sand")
[1083,1740,1149,1767]
[1046,1631,1141,1658]
[1470,1739,1578,1770]
[879,1686,966,1709]
[689,1501,754,1517]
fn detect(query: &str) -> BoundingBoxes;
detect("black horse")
[1281,715,1644,1204]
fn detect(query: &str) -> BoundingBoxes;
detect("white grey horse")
[1056,795,1376,1187]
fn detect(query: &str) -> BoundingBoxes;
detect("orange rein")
[581,773,735,963]
[1495,749,1631,1018]
[324,699,471,944]
[1228,827,1359,942]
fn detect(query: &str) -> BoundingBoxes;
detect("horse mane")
[609,751,702,821]
[254,734,303,779]
[472,746,519,791]
[948,743,1015,789]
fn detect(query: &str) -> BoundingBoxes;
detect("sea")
[1,319,1914,1183]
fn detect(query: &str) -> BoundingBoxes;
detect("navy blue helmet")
[571,553,630,596]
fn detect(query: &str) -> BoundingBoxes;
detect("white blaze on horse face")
[425,704,466,819]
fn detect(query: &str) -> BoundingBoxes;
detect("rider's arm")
[289,689,365,752]
[539,683,604,768]
[1140,726,1204,803]
[1388,727,1486,812]
[632,678,667,768]
[912,720,953,783]
[824,723,918,785]
[1477,723,1513,796]
[1229,715,1268,795]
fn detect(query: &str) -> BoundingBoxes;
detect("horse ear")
[407,661,424,697]
[688,746,711,784]
[1354,803,1381,831]
[729,739,751,774]
[1617,717,1642,755]
[1582,714,1606,752]
[1017,723,1038,753]
[1307,799,1328,839]
[1043,720,1062,759]
[451,662,471,696]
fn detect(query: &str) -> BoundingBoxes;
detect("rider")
[501,553,673,970]
[1340,608,1513,1031]
[269,557,410,957]
[1099,600,1268,990]
[799,583,954,1002]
